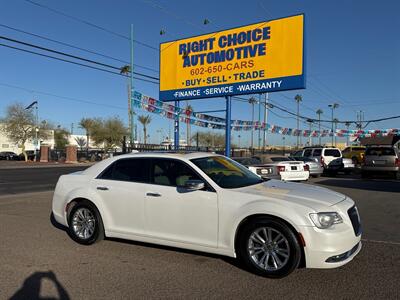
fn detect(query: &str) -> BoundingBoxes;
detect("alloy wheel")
[72,208,96,240]
[247,227,290,271]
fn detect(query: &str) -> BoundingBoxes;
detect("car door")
[144,158,218,248]
[92,158,151,236]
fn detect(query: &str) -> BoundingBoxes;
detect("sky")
[0,0,399,147]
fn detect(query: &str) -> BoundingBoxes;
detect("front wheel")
[68,201,104,245]
[236,217,302,278]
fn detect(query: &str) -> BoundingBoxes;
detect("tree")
[138,115,152,144]
[79,118,95,151]
[74,136,87,150]
[191,131,225,148]
[1,102,50,161]
[91,117,127,152]
[54,126,70,149]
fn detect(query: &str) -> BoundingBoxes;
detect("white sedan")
[52,152,362,278]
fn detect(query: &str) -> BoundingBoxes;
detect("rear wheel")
[236,217,302,278]
[68,201,104,245]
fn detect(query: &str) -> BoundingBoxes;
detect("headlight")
[309,212,343,229]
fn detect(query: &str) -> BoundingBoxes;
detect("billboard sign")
[159,14,305,101]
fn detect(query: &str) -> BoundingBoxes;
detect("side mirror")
[184,179,205,191]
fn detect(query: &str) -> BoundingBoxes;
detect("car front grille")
[348,206,362,236]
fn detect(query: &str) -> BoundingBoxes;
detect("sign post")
[225,96,232,157]
[174,100,180,149]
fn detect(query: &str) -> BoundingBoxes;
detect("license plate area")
[291,166,297,171]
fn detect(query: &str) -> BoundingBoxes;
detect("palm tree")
[74,136,87,150]
[316,109,323,145]
[79,118,95,152]
[138,115,152,144]
[185,102,193,146]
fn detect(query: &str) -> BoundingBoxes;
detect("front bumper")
[299,199,362,269]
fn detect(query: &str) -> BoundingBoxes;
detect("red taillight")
[277,165,286,174]
[304,164,309,172]
[320,156,325,167]
[395,158,400,167]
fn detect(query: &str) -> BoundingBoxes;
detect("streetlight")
[306,119,314,146]
[294,94,302,148]
[316,109,323,145]
[282,136,286,155]
[345,122,351,146]
[25,100,39,161]
[238,134,241,148]
[333,118,339,147]
[248,97,257,150]
[328,103,339,146]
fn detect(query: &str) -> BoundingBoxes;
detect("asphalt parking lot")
[0,167,399,299]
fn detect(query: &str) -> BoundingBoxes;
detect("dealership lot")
[0,167,399,299]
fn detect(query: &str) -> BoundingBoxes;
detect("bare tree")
[1,103,50,161]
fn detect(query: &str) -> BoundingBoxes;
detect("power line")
[0,35,160,81]
[0,43,159,85]
[0,23,159,73]
[23,0,159,51]
[0,82,126,110]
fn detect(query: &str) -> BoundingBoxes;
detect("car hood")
[237,179,346,208]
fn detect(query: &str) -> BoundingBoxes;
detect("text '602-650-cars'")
[52,152,362,278]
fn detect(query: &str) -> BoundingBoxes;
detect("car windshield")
[324,149,341,157]
[191,156,263,189]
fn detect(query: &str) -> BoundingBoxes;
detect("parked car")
[232,157,275,180]
[0,151,19,160]
[18,150,36,161]
[362,146,400,179]
[342,146,365,165]
[290,156,323,178]
[291,147,343,175]
[52,152,362,278]
[341,158,355,174]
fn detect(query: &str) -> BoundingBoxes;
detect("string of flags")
[132,91,399,138]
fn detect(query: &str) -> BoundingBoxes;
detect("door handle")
[146,192,161,197]
[97,186,109,191]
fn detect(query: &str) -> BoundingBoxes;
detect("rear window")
[312,149,322,156]
[324,149,341,157]
[303,149,312,157]
[270,157,291,162]
[366,147,395,156]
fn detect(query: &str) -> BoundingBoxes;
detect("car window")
[191,156,263,189]
[324,149,341,157]
[365,147,395,156]
[152,159,201,187]
[303,149,312,157]
[99,158,151,183]
[312,149,322,156]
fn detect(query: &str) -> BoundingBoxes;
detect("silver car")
[362,146,400,179]
[291,156,323,178]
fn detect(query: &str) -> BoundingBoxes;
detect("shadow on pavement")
[9,271,70,300]
[315,178,400,193]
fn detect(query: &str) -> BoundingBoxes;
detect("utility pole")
[258,93,262,150]
[248,97,257,150]
[263,93,269,151]
[345,122,351,146]
[333,118,339,147]
[307,119,313,146]
[294,94,302,148]
[328,103,339,146]
[130,24,135,145]
[70,123,74,135]
[316,109,323,145]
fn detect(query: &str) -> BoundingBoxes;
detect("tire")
[236,217,302,278]
[67,201,104,245]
